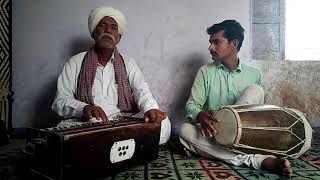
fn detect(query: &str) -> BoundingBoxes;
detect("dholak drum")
[214,104,312,158]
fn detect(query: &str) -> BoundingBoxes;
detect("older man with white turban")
[52,6,171,145]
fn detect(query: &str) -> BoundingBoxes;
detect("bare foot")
[261,157,293,177]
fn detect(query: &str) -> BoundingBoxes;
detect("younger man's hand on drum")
[197,110,220,138]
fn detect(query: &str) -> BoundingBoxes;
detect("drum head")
[214,108,239,147]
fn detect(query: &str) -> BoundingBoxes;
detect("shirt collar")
[110,52,115,63]
[217,58,242,72]
[236,60,242,72]
[97,51,116,66]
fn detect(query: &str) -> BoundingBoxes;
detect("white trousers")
[179,84,275,169]
[57,116,171,145]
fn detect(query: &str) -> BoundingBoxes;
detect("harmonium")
[24,117,161,180]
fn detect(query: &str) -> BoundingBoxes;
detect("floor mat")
[100,133,320,180]
[1,134,319,180]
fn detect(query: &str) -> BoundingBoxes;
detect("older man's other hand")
[144,109,167,125]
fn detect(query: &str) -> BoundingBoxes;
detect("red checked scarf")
[76,47,139,114]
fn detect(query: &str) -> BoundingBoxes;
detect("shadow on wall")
[167,52,208,132]
[68,36,93,58]
[31,37,93,128]
[170,53,208,113]
[31,78,60,128]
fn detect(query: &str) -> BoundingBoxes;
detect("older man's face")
[93,16,121,50]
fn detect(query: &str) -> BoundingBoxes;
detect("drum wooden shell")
[214,104,312,158]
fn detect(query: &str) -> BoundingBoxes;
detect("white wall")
[12,0,251,129]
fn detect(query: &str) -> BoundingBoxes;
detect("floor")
[0,133,319,180]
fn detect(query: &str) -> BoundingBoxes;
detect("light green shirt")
[185,60,262,122]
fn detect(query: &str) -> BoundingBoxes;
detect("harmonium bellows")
[24,117,161,180]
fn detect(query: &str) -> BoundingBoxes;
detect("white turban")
[88,6,127,36]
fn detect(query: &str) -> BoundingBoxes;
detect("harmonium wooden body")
[24,117,161,180]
